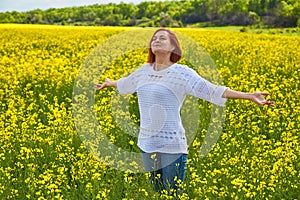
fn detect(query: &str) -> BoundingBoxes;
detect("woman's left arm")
[222,89,275,107]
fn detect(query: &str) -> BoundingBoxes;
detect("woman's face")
[150,31,174,55]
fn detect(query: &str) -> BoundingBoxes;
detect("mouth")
[152,45,162,49]
[152,43,161,47]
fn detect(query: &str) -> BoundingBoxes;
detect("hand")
[250,92,275,107]
[94,78,114,90]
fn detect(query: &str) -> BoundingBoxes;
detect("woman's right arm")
[95,64,145,93]
[94,78,117,90]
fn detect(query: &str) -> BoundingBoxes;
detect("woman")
[95,28,274,196]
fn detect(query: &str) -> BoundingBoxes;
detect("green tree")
[103,14,121,26]
[26,9,43,24]
[0,12,14,23]
[0,0,298,27]
[159,12,173,27]
[44,8,62,23]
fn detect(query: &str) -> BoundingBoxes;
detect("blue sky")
[0,0,164,12]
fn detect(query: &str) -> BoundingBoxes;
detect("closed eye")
[152,36,167,41]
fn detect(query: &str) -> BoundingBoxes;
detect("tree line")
[0,0,299,27]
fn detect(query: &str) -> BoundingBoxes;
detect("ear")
[170,45,175,52]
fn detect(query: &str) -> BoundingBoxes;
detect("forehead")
[153,30,169,38]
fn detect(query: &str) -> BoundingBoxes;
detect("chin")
[152,48,170,55]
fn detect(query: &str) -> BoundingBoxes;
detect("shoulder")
[143,63,152,70]
[135,63,152,72]
[172,63,199,76]
[127,63,150,75]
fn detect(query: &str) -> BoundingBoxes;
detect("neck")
[154,55,173,71]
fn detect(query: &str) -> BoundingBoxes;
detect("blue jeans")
[141,151,188,196]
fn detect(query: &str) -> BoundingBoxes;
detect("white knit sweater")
[117,63,228,154]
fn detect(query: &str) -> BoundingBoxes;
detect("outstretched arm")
[222,89,275,107]
[94,78,117,90]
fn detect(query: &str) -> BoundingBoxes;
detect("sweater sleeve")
[183,66,228,106]
[117,66,145,94]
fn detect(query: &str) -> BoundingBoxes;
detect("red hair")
[147,28,182,64]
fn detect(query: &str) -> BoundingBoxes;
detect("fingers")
[266,99,275,107]
[94,78,112,90]
[253,93,275,107]
[260,92,269,96]
[94,83,105,90]
[261,98,275,107]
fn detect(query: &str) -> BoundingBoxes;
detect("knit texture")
[117,63,228,153]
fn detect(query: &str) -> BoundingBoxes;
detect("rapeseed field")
[0,24,299,199]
